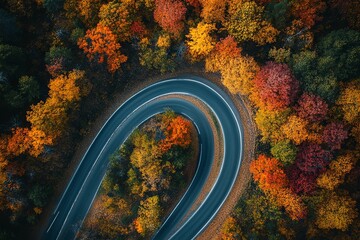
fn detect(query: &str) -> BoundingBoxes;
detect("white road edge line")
[50,78,240,240]
[47,211,60,233]
[168,78,243,240]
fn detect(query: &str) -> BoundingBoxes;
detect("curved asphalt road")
[43,76,243,240]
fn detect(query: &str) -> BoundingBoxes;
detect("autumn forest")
[0,0,360,239]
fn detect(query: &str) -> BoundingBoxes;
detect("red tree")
[130,21,148,38]
[253,62,299,110]
[154,0,187,37]
[287,166,317,195]
[296,93,328,122]
[296,142,332,174]
[291,0,326,28]
[322,122,348,151]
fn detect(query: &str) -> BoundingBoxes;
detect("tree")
[18,76,40,104]
[322,122,348,151]
[220,217,243,240]
[331,0,360,30]
[27,70,85,139]
[0,44,26,80]
[134,196,161,236]
[226,1,279,45]
[78,23,128,73]
[317,153,356,190]
[281,115,309,145]
[287,166,317,194]
[221,55,259,95]
[186,22,216,61]
[48,70,84,103]
[78,0,101,27]
[337,79,360,124]
[270,140,297,166]
[98,1,132,41]
[255,108,290,144]
[205,36,241,73]
[43,0,63,13]
[130,133,164,193]
[200,0,226,23]
[28,184,51,207]
[315,191,358,231]
[27,128,53,157]
[161,116,192,151]
[291,0,326,28]
[138,37,176,73]
[250,155,287,192]
[295,93,328,122]
[154,0,187,37]
[291,50,339,102]
[295,142,332,174]
[7,128,31,156]
[250,155,307,220]
[275,188,307,220]
[317,29,360,81]
[253,62,299,110]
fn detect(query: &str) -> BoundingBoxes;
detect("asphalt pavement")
[42,76,243,240]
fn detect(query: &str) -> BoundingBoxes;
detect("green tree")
[28,184,51,207]
[270,140,297,166]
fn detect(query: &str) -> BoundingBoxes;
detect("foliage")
[134,196,161,236]
[98,1,132,41]
[337,79,360,124]
[295,142,331,174]
[226,1,279,45]
[186,22,216,61]
[200,0,226,23]
[154,0,187,37]
[291,0,326,28]
[281,115,309,145]
[322,122,348,151]
[295,93,328,122]
[220,217,243,240]
[270,140,297,166]
[317,153,356,190]
[315,191,358,231]
[255,108,290,144]
[78,24,127,73]
[253,62,299,110]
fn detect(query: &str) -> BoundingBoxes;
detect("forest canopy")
[0,0,359,239]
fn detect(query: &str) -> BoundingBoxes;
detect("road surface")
[43,76,243,240]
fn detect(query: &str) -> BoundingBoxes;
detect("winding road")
[43,76,244,240]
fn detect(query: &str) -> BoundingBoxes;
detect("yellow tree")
[7,128,31,156]
[315,191,358,231]
[317,153,356,190]
[220,217,243,240]
[337,79,360,124]
[186,22,216,61]
[255,108,290,144]
[78,0,101,27]
[27,128,53,157]
[98,1,132,41]
[221,56,259,95]
[200,0,226,23]
[48,70,84,103]
[226,1,279,45]
[281,115,309,145]
[134,196,161,236]
[78,23,128,73]
[205,36,241,73]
